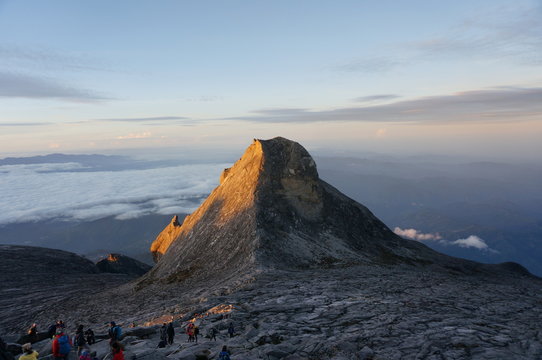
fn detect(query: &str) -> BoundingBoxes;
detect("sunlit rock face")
[150,215,182,262]
[96,253,152,276]
[143,137,531,287]
[144,137,423,286]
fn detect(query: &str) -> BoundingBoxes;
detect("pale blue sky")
[1,0,541,159]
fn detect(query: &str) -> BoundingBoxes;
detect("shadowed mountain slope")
[96,253,152,276]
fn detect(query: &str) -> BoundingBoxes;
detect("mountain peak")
[142,137,529,288]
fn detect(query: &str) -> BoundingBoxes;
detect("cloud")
[335,3,542,74]
[0,44,111,72]
[395,227,496,252]
[0,161,227,225]
[451,235,489,250]
[95,116,188,123]
[394,227,443,241]
[353,94,401,103]
[0,122,52,127]
[228,87,542,124]
[411,4,542,65]
[116,132,152,140]
[0,72,107,102]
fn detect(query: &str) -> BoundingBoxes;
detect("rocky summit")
[143,137,528,288]
[1,137,541,360]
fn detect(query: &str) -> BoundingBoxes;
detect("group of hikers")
[16,320,235,360]
[18,321,124,360]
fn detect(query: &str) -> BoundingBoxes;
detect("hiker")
[108,322,122,344]
[84,328,95,345]
[208,328,217,341]
[19,343,39,360]
[185,323,194,342]
[52,328,72,360]
[27,324,38,343]
[79,350,91,360]
[74,325,88,355]
[111,342,124,360]
[194,325,199,343]
[160,323,167,343]
[166,322,175,345]
[47,323,58,338]
[218,345,231,360]
[228,323,235,338]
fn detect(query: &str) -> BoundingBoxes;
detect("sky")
[1,0,541,160]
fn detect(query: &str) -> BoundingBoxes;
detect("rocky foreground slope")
[4,265,541,359]
[0,246,139,334]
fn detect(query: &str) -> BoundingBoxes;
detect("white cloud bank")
[394,227,494,252]
[452,235,488,250]
[0,162,228,225]
[393,227,443,241]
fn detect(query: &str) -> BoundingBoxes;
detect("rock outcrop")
[143,137,530,288]
[96,253,152,276]
[150,215,182,262]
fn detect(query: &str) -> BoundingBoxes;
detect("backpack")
[218,351,231,360]
[110,326,122,340]
[115,326,122,339]
[57,334,71,355]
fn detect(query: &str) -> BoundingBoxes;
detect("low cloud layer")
[229,87,542,124]
[394,227,493,252]
[0,161,227,225]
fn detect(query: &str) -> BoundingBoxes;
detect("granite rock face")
[150,215,182,263]
[144,137,529,289]
[96,253,152,276]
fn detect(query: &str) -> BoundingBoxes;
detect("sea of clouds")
[0,160,229,225]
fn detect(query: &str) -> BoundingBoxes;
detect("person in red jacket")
[111,341,124,360]
[52,328,72,360]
